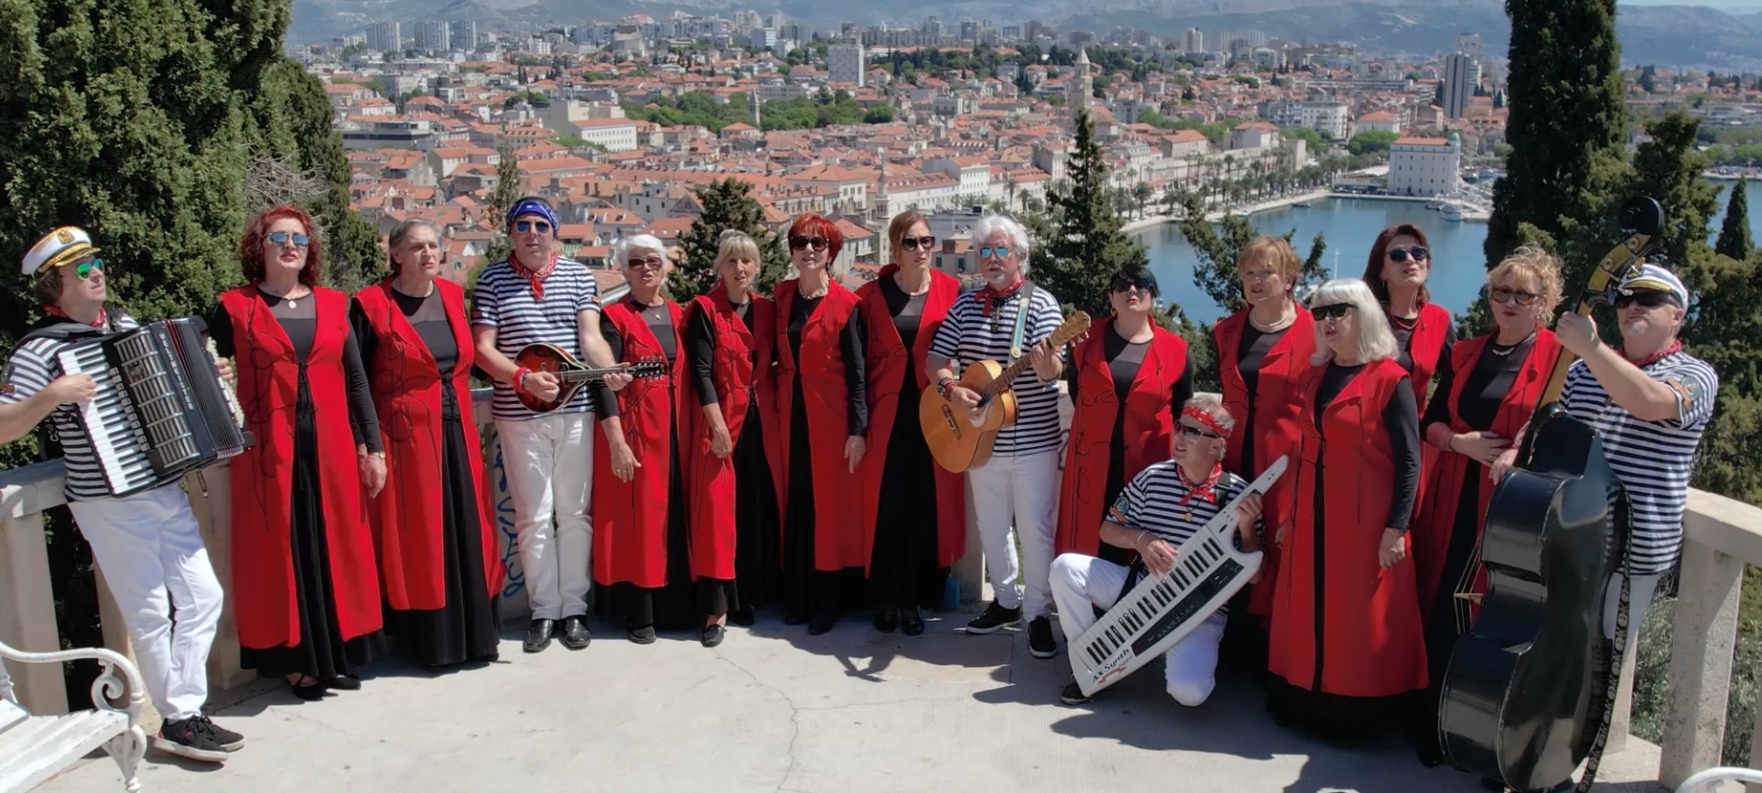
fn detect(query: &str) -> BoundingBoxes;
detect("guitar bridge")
[940,405,961,438]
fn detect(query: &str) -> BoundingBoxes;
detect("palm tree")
[1132,181,1153,219]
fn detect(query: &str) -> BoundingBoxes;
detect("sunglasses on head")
[1111,275,1156,294]
[1490,287,1540,306]
[1311,302,1355,320]
[1177,423,1222,440]
[899,235,937,251]
[1387,246,1430,263]
[789,235,829,251]
[978,245,1012,260]
[266,231,311,247]
[72,258,104,280]
[1615,291,1675,309]
[513,220,552,234]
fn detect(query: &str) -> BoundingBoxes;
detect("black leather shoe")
[808,609,837,635]
[901,606,925,636]
[560,616,592,650]
[523,618,556,653]
[628,623,657,644]
[702,624,726,647]
[874,606,899,633]
[325,674,361,691]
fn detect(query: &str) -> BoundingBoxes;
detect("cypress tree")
[477,137,524,269]
[1033,110,1148,318]
[1717,176,1752,261]
[673,178,791,301]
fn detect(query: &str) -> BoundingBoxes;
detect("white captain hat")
[22,226,100,277]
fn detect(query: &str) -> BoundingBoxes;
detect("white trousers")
[1603,571,1664,658]
[1051,552,1227,707]
[497,413,594,621]
[66,484,222,721]
[968,450,1059,619]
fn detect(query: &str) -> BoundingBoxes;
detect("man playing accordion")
[1051,394,1263,706]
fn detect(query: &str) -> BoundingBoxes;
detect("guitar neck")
[979,356,1037,400]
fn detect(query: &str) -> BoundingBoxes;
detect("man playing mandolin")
[926,214,1067,659]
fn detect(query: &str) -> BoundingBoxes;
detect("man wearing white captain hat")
[0,226,244,763]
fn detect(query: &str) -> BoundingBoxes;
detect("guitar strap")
[1573,494,1635,793]
[1008,285,1033,361]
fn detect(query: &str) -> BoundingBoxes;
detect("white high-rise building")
[829,43,866,87]
[1456,33,1483,61]
[1182,28,1204,53]
[1442,52,1481,119]
[366,21,401,53]
[451,20,478,50]
[414,21,450,54]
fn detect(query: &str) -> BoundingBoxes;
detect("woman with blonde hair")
[1266,278,1425,740]
[1409,247,1564,765]
[684,230,784,643]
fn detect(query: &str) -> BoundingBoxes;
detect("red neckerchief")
[45,305,106,329]
[1623,339,1683,369]
[1176,462,1225,507]
[979,275,1025,317]
[513,252,559,300]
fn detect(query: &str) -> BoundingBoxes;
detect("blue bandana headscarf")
[506,198,559,231]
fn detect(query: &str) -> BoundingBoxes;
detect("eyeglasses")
[789,235,829,251]
[978,245,1012,260]
[1615,291,1675,309]
[1387,246,1430,263]
[899,235,937,251]
[1490,287,1540,306]
[629,256,666,270]
[266,231,311,247]
[1111,276,1156,294]
[513,220,552,234]
[1177,423,1222,440]
[73,259,105,280]
[1311,303,1355,321]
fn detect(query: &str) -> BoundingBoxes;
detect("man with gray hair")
[927,214,1068,659]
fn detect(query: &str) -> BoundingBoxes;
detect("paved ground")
[41,605,1673,793]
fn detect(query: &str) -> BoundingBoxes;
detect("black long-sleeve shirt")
[1421,335,1537,434]
[685,300,759,407]
[1314,362,1419,530]
[1065,323,1196,408]
[590,300,681,420]
[208,291,381,452]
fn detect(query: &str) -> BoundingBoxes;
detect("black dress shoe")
[808,609,837,635]
[874,606,899,633]
[289,679,326,701]
[325,674,361,691]
[560,616,592,650]
[524,618,557,653]
[628,623,657,644]
[702,624,726,647]
[901,606,925,636]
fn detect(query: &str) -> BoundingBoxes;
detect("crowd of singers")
[200,198,1722,762]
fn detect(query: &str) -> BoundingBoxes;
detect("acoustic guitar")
[920,311,1090,472]
[513,343,668,414]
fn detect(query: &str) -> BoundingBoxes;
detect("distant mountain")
[288,0,1762,71]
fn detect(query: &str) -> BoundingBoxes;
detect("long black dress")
[781,294,867,624]
[591,301,699,632]
[351,289,501,668]
[686,301,781,620]
[211,292,389,681]
[867,278,946,610]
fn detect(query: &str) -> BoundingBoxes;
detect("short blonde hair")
[1237,236,1302,295]
[1487,246,1566,324]
[714,229,761,268]
[1308,278,1399,365]
[1183,392,1236,435]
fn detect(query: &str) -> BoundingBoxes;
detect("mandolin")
[1438,197,1663,793]
[920,311,1090,473]
[513,343,668,414]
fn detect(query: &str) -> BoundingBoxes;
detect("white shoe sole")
[154,736,228,764]
[1029,645,1059,659]
[964,618,1021,635]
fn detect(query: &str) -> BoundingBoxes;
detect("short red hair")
[240,205,323,287]
[788,213,843,261]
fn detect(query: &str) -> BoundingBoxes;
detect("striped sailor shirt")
[1108,460,1261,614]
[1,313,143,501]
[470,257,600,420]
[927,284,1066,458]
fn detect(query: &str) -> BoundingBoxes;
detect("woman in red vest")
[685,230,784,644]
[1267,278,1424,739]
[351,219,501,671]
[855,211,964,636]
[1410,248,1563,765]
[775,213,868,635]
[212,205,387,700]
[1055,265,1192,564]
[1214,237,1316,661]
[590,235,697,645]
[1362,224,1455,391]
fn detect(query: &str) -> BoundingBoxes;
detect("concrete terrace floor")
[41,604,1673,793]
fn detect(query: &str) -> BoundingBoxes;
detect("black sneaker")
[1028,616,1058,659]
[964,601,1022,634]
[1060,681,1093,706]
[196,716,244,752]
[155,717,228,763]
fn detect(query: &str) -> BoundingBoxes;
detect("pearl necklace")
[1248,305,1295,333]
[798,278,830,300]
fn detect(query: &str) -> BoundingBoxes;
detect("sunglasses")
[1177,423,1222,440]
[1615,291,1675,309]
[1112,276,1156,294]
[73,258,105,280]
[1311,303,1355,321]
[899,235,937,251]
[978,245,1012,260]
[266,231,311,247]
[1490,287,1540,306]
[513,220,552,234]
[1387,246,1430,263]
[629,256,666,270]
[789,235,829,251]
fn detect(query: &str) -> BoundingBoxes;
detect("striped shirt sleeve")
[471,266,502,328]
[0,344,54,405]
[1663,363,1718,429]
[928,298,966,361]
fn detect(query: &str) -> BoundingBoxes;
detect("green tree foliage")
[1031,111,1149,319]
[1717,177,1753,261]
[1177,192,1328,315]
[623,91,753,133]
[672,178,790,301]
[478,138,523,269]
[1348,130,1399,157]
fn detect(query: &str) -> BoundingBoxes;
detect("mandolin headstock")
[626,355,670,381]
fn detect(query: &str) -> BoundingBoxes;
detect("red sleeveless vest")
[773,279,868,572]
[685,290,782,580]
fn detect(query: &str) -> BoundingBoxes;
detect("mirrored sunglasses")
[266,231,311,247]
[74,258,105,280]
[978,245,1012,260]
[513,220,552,234]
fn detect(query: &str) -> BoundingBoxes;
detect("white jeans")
[497,414,594,621]
[1603,571,1664,658]
[1051,553,1227,707]
[968,450,1059,618]
[66,485,221,721]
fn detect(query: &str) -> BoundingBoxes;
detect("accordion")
[1069,455,1289,697]
[56,317,253,497]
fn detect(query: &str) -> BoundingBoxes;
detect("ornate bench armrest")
[0,641,146,726]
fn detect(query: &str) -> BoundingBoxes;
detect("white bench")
[0,641,146,793]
